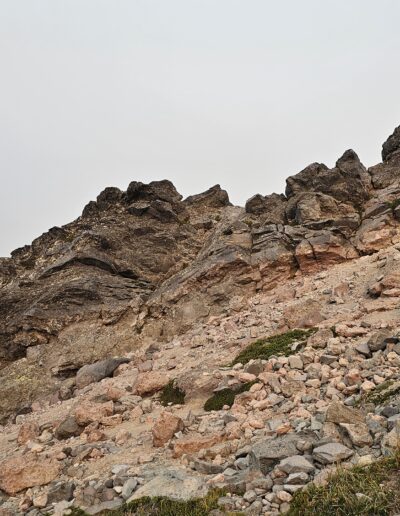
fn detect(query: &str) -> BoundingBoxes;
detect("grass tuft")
[84,488,239,515]
[159,380,186,406]
[288,450,400,516]
[204,381,257,411]
[387,198,400,211]
[356,380,400,408]
[231,328,317,366]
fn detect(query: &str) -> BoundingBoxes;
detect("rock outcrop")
[2,127,400,514]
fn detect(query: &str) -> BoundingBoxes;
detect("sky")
[1,1,400,257]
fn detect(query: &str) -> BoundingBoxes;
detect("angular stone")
[367,330,392,352]
[339,423,373,447]
[173,433,223,458]
[313,443,353,464]
[76,358,129,389]
[127,468,207,502]
[278,455,315,474]
[17,421,40,445]
[325,402,365,425]
[0,454,61,495]
[249,434,299,474]
[134,372,170,396]
[121,478,138,500]
[55,415,83,440]
[355,342,371,357]
[74,401,114,426]
[152,411,184,447]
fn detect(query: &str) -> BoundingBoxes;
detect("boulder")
[367,329,392,352]
[173,433,224,458]
[249,434,300,474]
[325,402,365,425]
[184,185,230,208]
[126,180,182,204]
[339,423,373,447]
[134,372,170,396]
[152,411,184,447]
[285,150,371,208]
[313,443,353,464]
[74,401,114,426]
[277,455,315,475]
[0,454,61,495]
[75,358,130,389]
[55,415,83,440]
[127,468,207,502]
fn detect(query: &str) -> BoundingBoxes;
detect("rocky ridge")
[1,127,400,514]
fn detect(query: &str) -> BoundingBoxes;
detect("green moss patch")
[204,381,257,411]
[83,488,239,515]
[356,380,400,408]
[159,380,186,406]
[288,450,400,516]
[231,328,317,366]
[387,198,400,211]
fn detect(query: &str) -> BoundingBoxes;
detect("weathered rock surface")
[152,411,184,447]
[0,455,61,495]
[2,128,400,515]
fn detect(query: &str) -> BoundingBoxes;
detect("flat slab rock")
[127,468,208,502]
[249,434,303,474]
[313,443,353,464]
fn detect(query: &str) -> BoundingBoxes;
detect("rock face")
[382,125,400,161]
[3,127,400,514]
[2,128,400,420]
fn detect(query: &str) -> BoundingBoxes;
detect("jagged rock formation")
[1,127,400,515]
[2,128,400,421]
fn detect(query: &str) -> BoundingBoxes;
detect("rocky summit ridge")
[1,127,400,514]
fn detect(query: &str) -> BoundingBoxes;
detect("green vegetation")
[75,489,241,516]
[159,380,186,406]
[288,450,400,516]
[204,381,257,411]
[231,328,317,366]
[387,198,400,211]
[68,509,89,516]
[356,380,400,407]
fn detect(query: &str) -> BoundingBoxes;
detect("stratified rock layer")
[1,127,400,423]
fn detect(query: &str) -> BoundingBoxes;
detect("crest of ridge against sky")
[1,0,400,256]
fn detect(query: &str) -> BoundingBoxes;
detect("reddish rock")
[74,401,114,426]
[0,454,61,495]
[134,372,170,396]
[173,433,224,458]
[17,421,40,445]
[152,411,184,447]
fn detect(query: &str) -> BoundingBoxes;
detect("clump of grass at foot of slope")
[95,489,243,516]
[288,450,400,516]
[159,379,186,406]
[355,379,400,408]
[231,328,317,366]
[204,381,258,411]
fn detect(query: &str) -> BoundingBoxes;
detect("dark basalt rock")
[245,193,287,224]
[382,125,400,162]
[285,150,371,208]
[184,185,230,208]
[126,180,182,204]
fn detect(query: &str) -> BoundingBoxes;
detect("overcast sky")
[1,1,400,257]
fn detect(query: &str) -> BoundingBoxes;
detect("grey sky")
[1,1,400,257]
